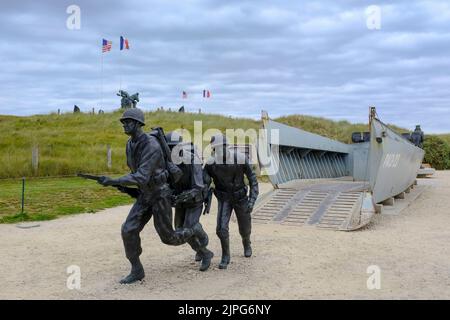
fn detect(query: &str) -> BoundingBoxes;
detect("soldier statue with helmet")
[96,108,209,283]
[165,131,214,272]
[204,134,259,269]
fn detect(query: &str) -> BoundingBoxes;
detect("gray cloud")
[0,0,449,132]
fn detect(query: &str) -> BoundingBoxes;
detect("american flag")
[182,91,187,99]
[102,39,112,53]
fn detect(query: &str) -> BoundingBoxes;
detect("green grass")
[275,114,411,144]
[0,176,133,223]
[0,110,259,179]
[1,109,449,179]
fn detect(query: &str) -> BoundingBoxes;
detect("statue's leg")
[174,207,186,231]
[233,197,252,257]
[120,198,152,283]
[152,195,194,246]
[175,206,207,262]
[183,204,209,251]
[183,204,213,271]
[216,200,233,269]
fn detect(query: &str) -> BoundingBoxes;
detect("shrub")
[423,135,450,170]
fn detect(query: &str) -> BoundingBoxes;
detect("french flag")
[120,36,130,50]
[203,90,211,98]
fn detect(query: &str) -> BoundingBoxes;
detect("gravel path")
[1,173,449,299]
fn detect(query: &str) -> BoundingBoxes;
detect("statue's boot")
[218,237,231,270]
[189,238,206,262]
[195,251,202,262]
[199,248,214,272]
[120,258,145,284]
[242,237,252,258]
[195,228,209,262]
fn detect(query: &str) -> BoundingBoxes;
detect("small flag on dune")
[182,91,187,99]
[120,36,130,50]
[102,39,112,53]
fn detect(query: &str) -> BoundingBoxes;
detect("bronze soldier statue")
[165,131,214,271]
[411,125,424,148]
[204,134,259,269]
[117,90,139,109]
[97,108,205,284]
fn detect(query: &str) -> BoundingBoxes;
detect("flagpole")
[119,48,122,91]
[119,36,125,91]
[100,49,104,110]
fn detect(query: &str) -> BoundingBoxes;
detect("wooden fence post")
[32,145,39,174]
[107,145,112,169]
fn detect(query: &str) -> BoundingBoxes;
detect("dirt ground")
[1,172,449,300]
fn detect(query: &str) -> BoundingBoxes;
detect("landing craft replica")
[253,107,425,231]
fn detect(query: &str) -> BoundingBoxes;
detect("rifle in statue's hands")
[77,173,140,198]
[77,173,118,185]
[173,189,203,207]
[116,186,140,198]
[151,127,183,183]
[77,173,107,183]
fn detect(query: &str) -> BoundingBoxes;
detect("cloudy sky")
[1,0,450,132]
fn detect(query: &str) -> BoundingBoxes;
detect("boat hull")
[368,118,424,204]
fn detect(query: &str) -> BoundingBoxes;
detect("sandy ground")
[1,172,449,300]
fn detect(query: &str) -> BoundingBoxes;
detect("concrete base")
[382,197,395,206]
[374,204,383,214]
[381,184,428,215]
[395,192,405,199]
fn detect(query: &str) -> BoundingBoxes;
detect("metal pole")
[101,50,104,110]
[21,177,25,215]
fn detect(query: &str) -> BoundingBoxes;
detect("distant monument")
[178,106,185,113]
[117,90,139,109]
[73,105,80,113]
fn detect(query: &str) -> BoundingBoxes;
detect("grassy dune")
[275,114,411,144]
[0,109,448,222]
[0,109,417,179]
[0,110,259,179]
